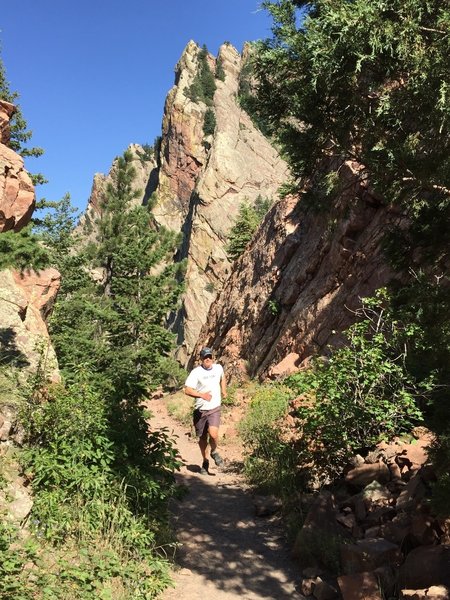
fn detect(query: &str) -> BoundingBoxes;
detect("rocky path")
[148,398,299,600]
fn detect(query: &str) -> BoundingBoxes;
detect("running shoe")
[211,451,224,467]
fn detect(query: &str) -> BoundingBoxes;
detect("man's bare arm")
[220,376,227,399]
[184,386,212,401]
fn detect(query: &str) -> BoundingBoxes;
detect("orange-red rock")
[338,571,383,600]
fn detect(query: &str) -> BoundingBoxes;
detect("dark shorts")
[193,407,221,438]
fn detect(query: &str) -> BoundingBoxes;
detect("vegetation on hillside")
[0,50,51,271]
[185,44,216,106]
[0,147,185,597]
[226,195,272,261]
[240,0,450,509]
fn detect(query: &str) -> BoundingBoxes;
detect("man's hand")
[203,391,212,401]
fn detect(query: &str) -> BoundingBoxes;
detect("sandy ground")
[148,396,300,600]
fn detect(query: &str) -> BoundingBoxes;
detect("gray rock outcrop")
[82,41,289,362]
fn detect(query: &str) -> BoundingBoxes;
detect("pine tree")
[215,56,226,81]
[253,0,450,218]
[186,44,216,106]
[0,224,50,271]
[52,150,184,394]
[203,108,216,136]
[0,50,44,162]
[33,193,79,265]
[226,196,272,261]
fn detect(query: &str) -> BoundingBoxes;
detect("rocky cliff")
[194,160,403,379]
[82,41,289,363]
[0,101,60,396]
[0,100,35,232]
[77,142,157,248]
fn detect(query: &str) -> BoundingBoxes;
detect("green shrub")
[0,519,173,599]
[239,384,298,495]
[215,56,226,81]
[203,108,216,136]
[226,196,272,261]
[185,45,216,106]
[285,290,429,483]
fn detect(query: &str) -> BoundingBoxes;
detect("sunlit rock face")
[82,42,289,362]
[0,268,60,383]
[194,160,402,380]
[0,100,35,233]
[0,100,60,383]
[154,41,289,361]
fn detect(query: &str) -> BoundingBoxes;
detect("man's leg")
[198,433,208,460]
[208,426,219,454]
[194,410,210,473]
[208,426,224,467]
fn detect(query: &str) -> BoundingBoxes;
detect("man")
[184,347,227,475]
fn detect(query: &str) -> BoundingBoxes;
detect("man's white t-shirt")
[185,363,224,411]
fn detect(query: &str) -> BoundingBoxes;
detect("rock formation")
[292,428,450,600]
[82,41,289,363]
[0,100,60,457]
[194,160,403,379]
[77,143,158,243]
[0,100,35,232]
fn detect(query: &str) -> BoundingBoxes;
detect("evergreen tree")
[203,108,216,136]
[227,196,272,261]
[199,45,216,104]
[0,224,50,271]
[0,50,45,164]
[186,44,217,106]
[253,0,450,506]
[33,193,79,265]
[215,56,226,81]
[253,0,449,222]
[52,150,184,394]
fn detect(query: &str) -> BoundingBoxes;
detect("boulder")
[340,538,400,574]
[268,352,301,378]
[0,269,60,382]
[361,481,392,509]
[401,587,449,600]
[0,131,35,232]
[338,571,383,600]
[292,491,346,570]
[0,476,33,523]
[345,462,390,488]
[314,578,339,600]
[396,474,427,511]
[398,546,450,589]
[0,100,15,144]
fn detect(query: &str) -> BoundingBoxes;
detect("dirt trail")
[149,397,299,600]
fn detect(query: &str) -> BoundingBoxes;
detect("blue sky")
[1,1,272,213]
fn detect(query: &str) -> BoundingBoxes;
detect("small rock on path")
[149,398,299,599]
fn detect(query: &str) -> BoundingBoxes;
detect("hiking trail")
[149,396,299,599]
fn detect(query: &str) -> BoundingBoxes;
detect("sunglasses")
[202,355,213,360]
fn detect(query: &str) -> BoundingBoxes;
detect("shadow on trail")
[169,467,297,599]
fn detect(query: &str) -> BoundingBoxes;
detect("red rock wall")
[0,100,36,233]
[194,160,404,379]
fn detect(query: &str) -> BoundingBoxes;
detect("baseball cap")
[200,347,213,358]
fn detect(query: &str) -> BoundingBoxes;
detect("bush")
[0,519,173,599]
[185,45,216,106]
[285,290,430,483]
[203,108,216,136]
[226,196,272,261]
[21,372,180,542]
[215,57,226,81]
[239,384,299,495]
